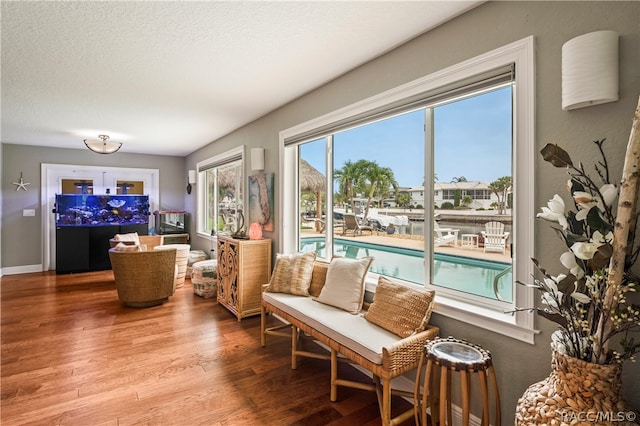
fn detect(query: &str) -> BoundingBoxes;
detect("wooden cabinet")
[217,236,271,321]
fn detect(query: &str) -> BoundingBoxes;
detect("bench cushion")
[264,291,400,365]
[364,276,435,338]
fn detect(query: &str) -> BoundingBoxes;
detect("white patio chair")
[434,222,459,247]
[483,221,509,254]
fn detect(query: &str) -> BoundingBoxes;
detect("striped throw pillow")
[266,251,317,296]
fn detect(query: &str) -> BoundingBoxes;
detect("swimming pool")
[300,237,513,302]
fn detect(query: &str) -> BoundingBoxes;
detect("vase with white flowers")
[515,99,640,425]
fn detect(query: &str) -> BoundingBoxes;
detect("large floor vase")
[515,349,637,426]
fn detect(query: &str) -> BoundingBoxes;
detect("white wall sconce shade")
[187,169,196,194]
[84,134,122,154]
[562,30,619,111]
[251,147,265,171]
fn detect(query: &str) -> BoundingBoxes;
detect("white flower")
[600,184,618,207]
[571,241,600,260]
[541,275,565,310]
[573,191,597,207]
[537,194,569,230]
[575,204,592,222]
[571,291,591,303]
[573,185,617,222]
[570,231,613,260]
[592,230,613,244]
[560,251,584,279]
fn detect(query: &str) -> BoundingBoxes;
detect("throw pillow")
[364,276,435,338]
[266,251,317,296]
[114,232,140,245]
[308,260,330,297]
[315,257,373,314]
[113,242,141,252]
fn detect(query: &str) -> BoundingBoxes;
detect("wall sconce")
[562,30,619,110]
[187,169,196,194]
[251,147,265,171]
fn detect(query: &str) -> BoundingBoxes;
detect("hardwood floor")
[1,271,416,425]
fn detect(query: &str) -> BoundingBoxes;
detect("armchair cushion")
[113,242,142,252]
[113,232,140,245]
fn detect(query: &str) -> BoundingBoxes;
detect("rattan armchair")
[109,247,177,307]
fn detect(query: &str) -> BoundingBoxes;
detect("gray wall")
[1,143,185,268]
[185,1,640,422]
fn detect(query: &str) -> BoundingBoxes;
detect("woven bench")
[261,258,439,426]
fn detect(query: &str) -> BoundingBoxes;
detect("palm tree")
[356,160,398,221]
[334,160,360,213]
[488,176,512,215]
[396,192,411,208]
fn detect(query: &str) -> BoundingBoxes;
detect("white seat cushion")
[264,291,400,365]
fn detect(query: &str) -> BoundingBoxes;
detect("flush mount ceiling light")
[84,134,122,154]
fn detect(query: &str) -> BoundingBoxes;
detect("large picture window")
[281,37,535,342]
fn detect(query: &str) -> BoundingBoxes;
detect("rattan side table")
[415,336,501,426]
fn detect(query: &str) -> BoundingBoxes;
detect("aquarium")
[154,210,188,234]
[55,194,150,227]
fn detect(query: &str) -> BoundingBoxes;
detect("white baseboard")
[0,264,43,277]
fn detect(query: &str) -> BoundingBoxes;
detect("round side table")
[415,336,501,426]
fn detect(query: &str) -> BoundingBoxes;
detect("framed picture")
[248,172,274,232]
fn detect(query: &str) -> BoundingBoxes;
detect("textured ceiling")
[1,1,481,156]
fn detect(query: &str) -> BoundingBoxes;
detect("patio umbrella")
[299,159,326,231]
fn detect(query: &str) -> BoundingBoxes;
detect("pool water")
[300,237,513,302]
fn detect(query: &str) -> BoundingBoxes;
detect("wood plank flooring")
[1,271,416,425]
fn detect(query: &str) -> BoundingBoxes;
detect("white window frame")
[279,37,536,343]
[195,145,246,240]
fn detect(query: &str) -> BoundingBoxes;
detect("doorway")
[41,163,159,271]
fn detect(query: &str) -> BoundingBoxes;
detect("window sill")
[433,294,538,344]
[365,275,538,344]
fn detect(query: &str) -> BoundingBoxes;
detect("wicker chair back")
[109,247,176,307]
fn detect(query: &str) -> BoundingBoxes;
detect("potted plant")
[515,97,640,425]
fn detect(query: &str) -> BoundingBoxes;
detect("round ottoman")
[187,250,208,278]
[155,244,191,289]
[191,259,218,298]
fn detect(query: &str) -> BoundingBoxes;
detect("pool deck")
[300,228,512,264]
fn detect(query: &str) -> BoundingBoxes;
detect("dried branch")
[598,95,640,363]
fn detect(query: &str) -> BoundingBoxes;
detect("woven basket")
[515,349,636,425]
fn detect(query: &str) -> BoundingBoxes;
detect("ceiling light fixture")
[84,134,122,154]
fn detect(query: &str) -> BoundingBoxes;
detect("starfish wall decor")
[12,172,30,191]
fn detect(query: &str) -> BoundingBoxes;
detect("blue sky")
[301,86,512,189]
